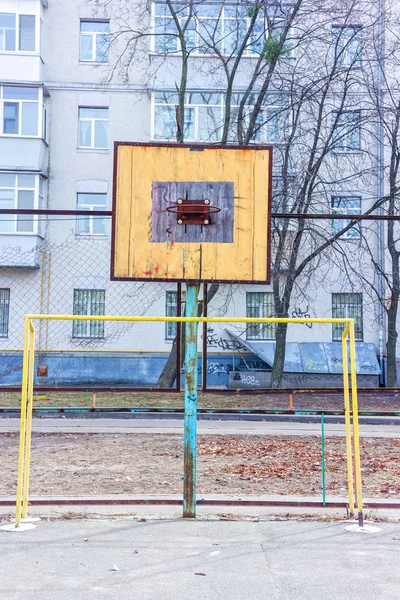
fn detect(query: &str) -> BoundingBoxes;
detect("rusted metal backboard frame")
[111,142,273,284]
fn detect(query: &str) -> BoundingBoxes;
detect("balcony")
[0,53,44,83]
[0,234,43,268]
[0,137,48,174]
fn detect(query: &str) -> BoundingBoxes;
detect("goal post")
[14,314,363,527]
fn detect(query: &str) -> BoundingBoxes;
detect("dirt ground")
[1,433,399,499]
[1,390,400,411]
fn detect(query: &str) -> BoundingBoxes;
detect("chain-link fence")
[0,214,180,388]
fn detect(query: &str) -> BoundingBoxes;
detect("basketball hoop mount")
[166,198,221,225]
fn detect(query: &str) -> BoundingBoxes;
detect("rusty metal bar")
[1,497,399,509]
[183,284,199,518]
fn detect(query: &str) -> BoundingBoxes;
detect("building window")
[332,25,362,68]
[0,13,36,52]
[165,290,186,340]
[0,289,10,338]
[153,3,290,57]
[332,111,361,152]
[332,293,363,341]
[153,91,287,143]
[76,193,107,236]
[78,107,108,149]
[0,173,40,233]
[272,174,297,230]
[331,196,361,239]
[80,21,110,62]
[73,289,105,339]
[246,292,276,340]
[1,86,40,136]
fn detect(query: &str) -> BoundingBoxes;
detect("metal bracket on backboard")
[166,198,221,225]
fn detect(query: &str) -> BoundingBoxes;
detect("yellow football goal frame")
[15,314,363,526]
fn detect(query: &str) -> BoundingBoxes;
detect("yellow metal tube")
[23,314,354,325]
[15,316,30,527]
[342,325,355,518]
[22,321,35,518]
[15,313,355,525]
[349,321,364,526]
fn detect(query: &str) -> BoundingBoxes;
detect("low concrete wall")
[0,352,379,389]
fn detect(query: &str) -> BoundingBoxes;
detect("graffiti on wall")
[291,306,312,328]
[202,327,246,351]
[206,357,268,375]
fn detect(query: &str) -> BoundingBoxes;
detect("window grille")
[73,289,105,338]
[332,293,363,341]
[0,289,10,338]
[246,292,276,340]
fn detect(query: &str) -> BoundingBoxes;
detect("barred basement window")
[246,292,276,340]
[73,289,105,339]
[332,293,363,341]
[165,290,186,340]
[0,288,10,337]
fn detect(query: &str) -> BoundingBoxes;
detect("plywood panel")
[112,143,271,283]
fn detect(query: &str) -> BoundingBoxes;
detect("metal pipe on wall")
[376,0,385,385]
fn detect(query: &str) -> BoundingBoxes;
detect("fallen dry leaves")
[1,433,399,498]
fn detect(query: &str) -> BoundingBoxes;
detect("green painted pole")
[183,284,199,518]
[321,412,326,506]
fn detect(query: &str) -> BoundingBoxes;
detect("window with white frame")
[153,2,291,57]
[78,107,108,149]
[80,21,110,62]
[153,91,288,143]
[0,12,36,52]
[0,173,43,233]
[73,289,105,339]
[331,196,361,239]
[246,292,276,340]
[332,111,361,152]
[272,174,297,230]
[165,290,186,340]
[0,289,10,338]
[1,86,40,136]
[332,293,363,341]
[332,25,362,68]
[76,193,107,236]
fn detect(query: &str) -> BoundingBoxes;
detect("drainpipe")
[376,0,385,384]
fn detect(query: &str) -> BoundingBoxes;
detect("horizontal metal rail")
[0,497,398,509]
[24,315,355,324]
[0,386,396,395]
[1,407,400,418]
[0,209,399,221]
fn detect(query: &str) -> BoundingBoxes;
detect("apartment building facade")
[0,0,388,388]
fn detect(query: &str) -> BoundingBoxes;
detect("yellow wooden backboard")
[111,143,272,283]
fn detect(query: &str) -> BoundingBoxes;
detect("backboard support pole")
[183,283,199,518]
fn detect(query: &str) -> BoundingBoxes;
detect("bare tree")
[98,0,391,387]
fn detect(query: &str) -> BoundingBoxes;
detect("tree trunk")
[157,283,219,388]
[387,301,399,387]
[270,322,288,388]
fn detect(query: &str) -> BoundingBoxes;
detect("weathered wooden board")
[151,181,234,243]
[112,143,271,283]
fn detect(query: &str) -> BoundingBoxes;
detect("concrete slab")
[1,518,399,600]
